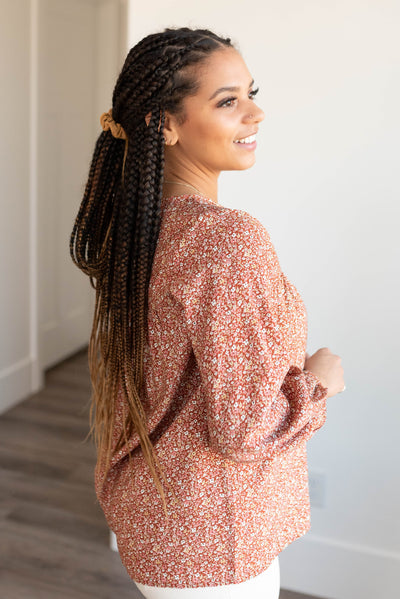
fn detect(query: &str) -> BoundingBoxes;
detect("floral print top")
[94,194,328,588]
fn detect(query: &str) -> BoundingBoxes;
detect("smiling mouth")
[233,133,257,144]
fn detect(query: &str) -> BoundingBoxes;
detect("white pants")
[134,556,280,599]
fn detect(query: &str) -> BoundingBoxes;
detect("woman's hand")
[304,348,345,398]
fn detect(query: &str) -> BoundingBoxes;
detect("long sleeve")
[96,199,329,587]
[178,210,328,463]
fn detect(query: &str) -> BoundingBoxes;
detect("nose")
[244,103,265,124]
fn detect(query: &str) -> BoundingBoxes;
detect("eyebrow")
[208,79,255,101]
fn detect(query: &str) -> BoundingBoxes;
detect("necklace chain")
[163,179,206,197]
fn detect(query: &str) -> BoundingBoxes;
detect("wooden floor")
[0,348,320,599]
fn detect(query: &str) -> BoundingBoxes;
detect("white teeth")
[234,134,256,144]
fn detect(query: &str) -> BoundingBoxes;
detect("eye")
[218,97,236,108]
[218,87,260,108]
[249,87,260,99]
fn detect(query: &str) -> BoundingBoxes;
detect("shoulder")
[171,204,281,304]
[195,205,276,266]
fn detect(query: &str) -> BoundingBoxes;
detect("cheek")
[180,113,237,158]
[196,113,234,142]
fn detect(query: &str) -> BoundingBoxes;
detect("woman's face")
[164,47,265,175]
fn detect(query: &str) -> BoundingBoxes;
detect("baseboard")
[279,533,400,599]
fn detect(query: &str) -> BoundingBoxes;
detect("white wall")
[0,0,127,414]
[0,0,32,412]
[128,2,400,598]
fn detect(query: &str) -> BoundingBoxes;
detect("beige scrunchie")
[100,108,127,140]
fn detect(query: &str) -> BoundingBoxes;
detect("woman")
[70,26,344,599]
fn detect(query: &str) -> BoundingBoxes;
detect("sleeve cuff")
[286,365,328,402]
[302,369,329,402]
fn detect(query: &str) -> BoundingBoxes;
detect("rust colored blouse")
[94,194,328,588]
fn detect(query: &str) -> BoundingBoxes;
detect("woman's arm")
[177,210,329,463]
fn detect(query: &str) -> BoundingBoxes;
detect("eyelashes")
[250,87,260,98]
[218,87,260,108]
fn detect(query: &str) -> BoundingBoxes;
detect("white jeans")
[134,556,280,599]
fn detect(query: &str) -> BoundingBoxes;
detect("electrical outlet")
[308,470,326,508]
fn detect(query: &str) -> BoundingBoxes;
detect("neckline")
[161,193,218,206]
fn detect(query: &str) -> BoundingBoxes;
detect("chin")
[230,158,257,171]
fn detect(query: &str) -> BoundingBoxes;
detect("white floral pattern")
[94,194,328,588]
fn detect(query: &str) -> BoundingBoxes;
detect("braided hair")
[70,27,235,512]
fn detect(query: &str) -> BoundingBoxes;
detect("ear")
[162,112,179,145]
[145,110,179,145]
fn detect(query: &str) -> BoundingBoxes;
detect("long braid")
[70,27,234,515]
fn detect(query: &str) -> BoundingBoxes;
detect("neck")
[162,169,219,205]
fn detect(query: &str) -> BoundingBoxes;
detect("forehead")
[193,48,253,95]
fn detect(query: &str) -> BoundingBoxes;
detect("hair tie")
[100,108,127,140]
